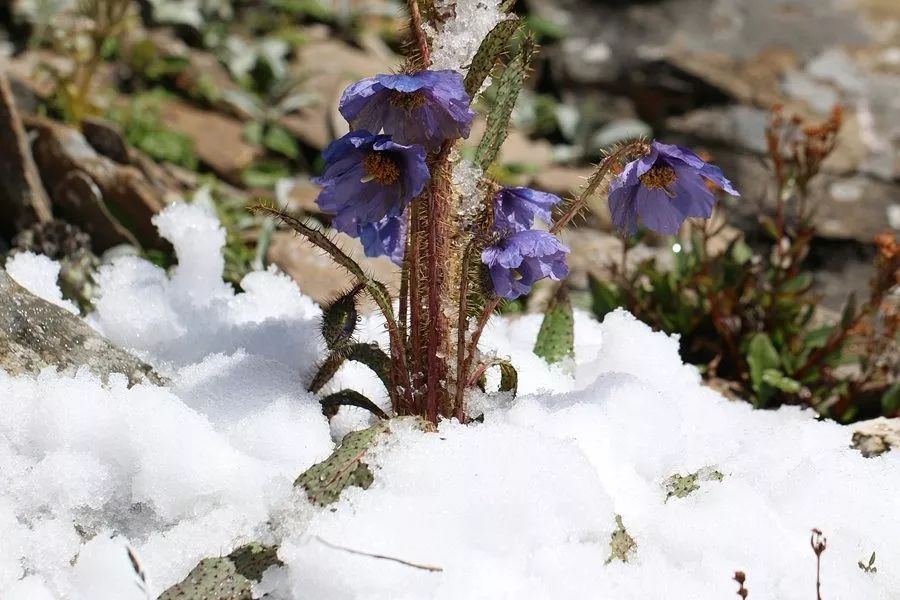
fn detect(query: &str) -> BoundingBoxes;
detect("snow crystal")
[429,0,507,72]
[1,205,898,599]
[5,252,79,315]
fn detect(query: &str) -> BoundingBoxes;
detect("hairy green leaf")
[534,285,574,365]
[322,285,362,349]
[474,35,534,169]
[294,422,391,506]
[156,543,280,600]
[464,19,520,97]
[320,389,389,420]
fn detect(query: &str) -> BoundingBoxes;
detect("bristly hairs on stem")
[406,0,432,69]
[251,204,413,411]
[551,139,649,234]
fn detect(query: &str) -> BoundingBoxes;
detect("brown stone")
[267,229,400,308]
[0,74,53,239]
[158,100,262,183]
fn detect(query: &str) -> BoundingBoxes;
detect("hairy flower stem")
[551,141,646,234]
[406,0,431,68]
[422,142,457,421]
[252,205,414,412]
[454,241,478,421]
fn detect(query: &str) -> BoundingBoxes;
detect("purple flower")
[482,231,570,300]
[359,214,407,265]
[494,187,563,233]
[340,70,476,151]
[608,141,739,235]
[313,131,429,234]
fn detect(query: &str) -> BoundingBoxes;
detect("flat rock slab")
[0,269,163,386]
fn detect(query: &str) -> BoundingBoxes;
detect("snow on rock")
[1,204,898,599]
[6,252,79,315]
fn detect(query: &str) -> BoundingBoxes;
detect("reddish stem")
[407,0,431,67]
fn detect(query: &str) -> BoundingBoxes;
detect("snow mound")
[1,204,897,599]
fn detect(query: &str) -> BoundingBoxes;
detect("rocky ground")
[525,0,900,308]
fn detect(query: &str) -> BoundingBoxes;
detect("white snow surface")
[429,0,507,73]
[2,203,898,599]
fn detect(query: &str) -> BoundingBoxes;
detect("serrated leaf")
[294,422,391,506]
[464,19,520,96]
[534,285,574,365]
[474,35,534,169]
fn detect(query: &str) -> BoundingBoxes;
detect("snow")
[6,252,79,315]
[2,204,898,599]
[429,0,507,73]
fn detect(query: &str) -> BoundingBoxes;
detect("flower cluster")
[314,70,476,264]
[481,187,569,300]
[313,70,736,301]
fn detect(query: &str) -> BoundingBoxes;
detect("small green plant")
[41,0,136,124]
[107,92,198,169]
[858,551,877,574]
[591,107,900,422]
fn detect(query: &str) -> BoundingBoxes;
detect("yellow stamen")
[363,152,401,186]
[389,90,427,111]
[640,165,678,197]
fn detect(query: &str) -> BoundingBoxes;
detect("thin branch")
[315,536,443,572]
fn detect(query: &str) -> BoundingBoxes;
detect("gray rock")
[0,268,163,386]
[852,418,900,458]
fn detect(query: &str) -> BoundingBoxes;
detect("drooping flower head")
[313,130,428,235]
[493,187,563,233]
[608,141,739,235]
[482,230,570,300]
[359,213,407,266]
[340,70,476,151]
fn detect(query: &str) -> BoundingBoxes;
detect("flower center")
[639,165,677,191]
[363,152,401,185]
[389,90,427,111]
